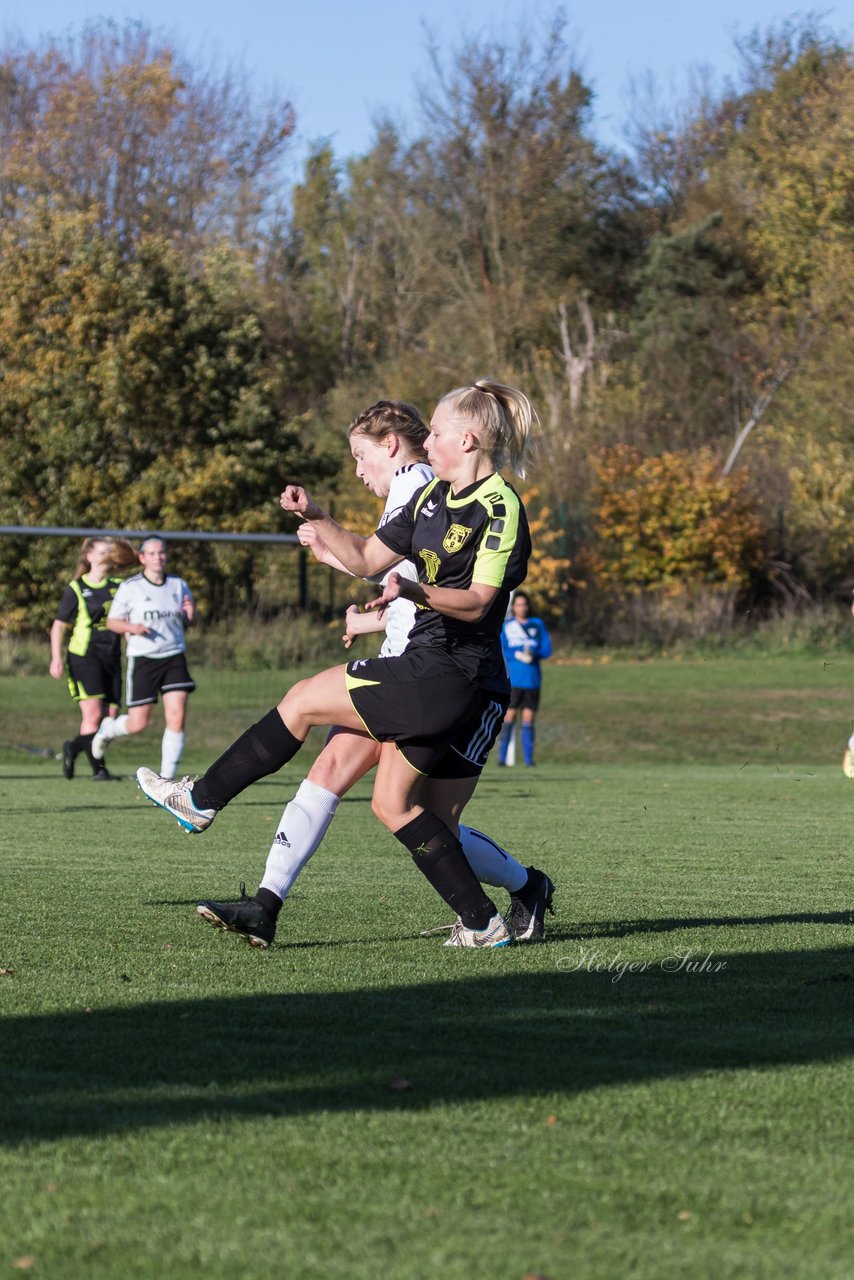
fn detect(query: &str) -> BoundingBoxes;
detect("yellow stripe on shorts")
[344,672,382,691]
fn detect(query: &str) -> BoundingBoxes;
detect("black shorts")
[66,652,121,707]
[126,653,196,707]
[345,647,507,777]
[509,686,540,712]
[412,706,506,779]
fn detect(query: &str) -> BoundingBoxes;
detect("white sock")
[98,714,130,741]
[92,714,130,759]
[848,732,854,751]
[459,825,528,893]
[160,729,185,779]
[259,779,341,901]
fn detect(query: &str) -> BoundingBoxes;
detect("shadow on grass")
[3,947,853,1145]
[568,911,854,939]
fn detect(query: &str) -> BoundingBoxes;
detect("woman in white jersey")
[91,537,196,778]
[193,400,553,948]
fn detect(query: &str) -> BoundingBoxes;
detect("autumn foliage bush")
[564,445,766,644]
[577,445,765,595]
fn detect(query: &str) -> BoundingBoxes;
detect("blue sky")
[6,0,853,169]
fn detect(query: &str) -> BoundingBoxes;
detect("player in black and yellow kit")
[138,380,554,948]
[336,466,530,764]
[49,537,136,780]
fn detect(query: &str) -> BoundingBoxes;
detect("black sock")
[192,709,303,811]
[74,733,97,773]
[395,811,496,931]
[513,866,543,901]
[255,888,283,920]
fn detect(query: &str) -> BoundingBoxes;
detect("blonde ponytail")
[439,379,537,478]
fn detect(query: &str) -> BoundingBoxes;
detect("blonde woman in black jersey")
[138,380,554,948]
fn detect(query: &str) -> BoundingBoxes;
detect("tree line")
[0,14,851,638]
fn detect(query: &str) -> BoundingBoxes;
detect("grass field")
[1,654,853,1279]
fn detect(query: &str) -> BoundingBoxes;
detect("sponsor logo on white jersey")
[143,608,184,622]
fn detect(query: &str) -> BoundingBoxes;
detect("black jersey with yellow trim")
[55,575,123,659]
[374,472,531,693]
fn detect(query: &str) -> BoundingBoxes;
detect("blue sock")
[521,724,535,766]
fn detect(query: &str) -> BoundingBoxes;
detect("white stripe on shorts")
[453,700,504,765]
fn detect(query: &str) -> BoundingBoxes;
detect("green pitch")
[1,656,852,1279]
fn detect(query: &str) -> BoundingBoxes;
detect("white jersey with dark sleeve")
[376,462,433,658]
[108,573,193,658]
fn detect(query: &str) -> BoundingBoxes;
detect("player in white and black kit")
[138,381,554,949]
[183,401,552,948]
[92,537,196,778]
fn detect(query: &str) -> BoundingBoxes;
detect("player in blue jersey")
[498,590,552,767]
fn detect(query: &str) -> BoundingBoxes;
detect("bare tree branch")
[721,313,818,475]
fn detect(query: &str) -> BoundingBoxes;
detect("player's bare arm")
[49,619,68,678]
[341,603,387,648]
[299,522,405,585]
[367,572,498,623]
[297,521,351,575]
[280,486,398,578]
[106,617,151,637]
